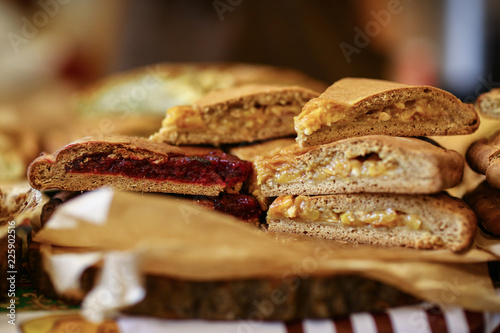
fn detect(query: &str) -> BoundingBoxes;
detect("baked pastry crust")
[27,136,252,195]
[254,135,464,197]
[463,181,500,237]
[228,138,296,162]
[267,193,477,252]
[150,85,319,145]
[295,78,479,147]
[476,89,500,119]
[466,129,500,189]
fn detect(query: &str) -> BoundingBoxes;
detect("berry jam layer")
[193,194,263,223]
[66,152,253,188]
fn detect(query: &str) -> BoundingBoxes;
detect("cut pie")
[150,85,319,145]
[73,63,327,139]
[476,89,500,119]
[267,193,477,251]
[28,136,253,196]
[466,129,500,189]
[295,78,479,147]
[463,181,500,237]
[253,135,464,197]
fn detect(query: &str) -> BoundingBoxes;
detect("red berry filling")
[194,194,263,222]
[66,151,253,188]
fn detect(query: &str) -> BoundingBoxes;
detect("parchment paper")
[34,188,500,313]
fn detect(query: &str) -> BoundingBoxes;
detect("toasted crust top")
[228,138,296,162]
[195,84,319,109]
[318,78,461,108]
[45,136,221,158]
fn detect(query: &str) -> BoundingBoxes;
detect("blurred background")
[0,0,499,185]
[1,0,499,100]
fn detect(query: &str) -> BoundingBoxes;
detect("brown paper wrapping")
[34,190,500,312]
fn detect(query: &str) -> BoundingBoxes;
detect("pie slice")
[466,129,500,189]
[150,85,319,145]
[28,136,253,195]
[476,89,500,119]
[254,135,464,197]
[295,78,479,147]
[267,193,477,251]
[463,181,500,237]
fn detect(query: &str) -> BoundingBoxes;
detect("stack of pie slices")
[253,78,480,251]
[27,76,482,250]
[27,82,322,224]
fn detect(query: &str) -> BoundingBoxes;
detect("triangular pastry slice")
[150,85,319,145]
[253,135,464,197]
[28,136,252,195]
[267,193,477,251]
[295,78,479,147]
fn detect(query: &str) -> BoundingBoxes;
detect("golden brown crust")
[27,136,241,195]
[228,138,296,162]
[151,85,319,145]
[476,89,500,119]
[463,181,500,236]
[295,78,479,147]
[254,135,464,197]
[466,129,500,189]
[267,193,477,252]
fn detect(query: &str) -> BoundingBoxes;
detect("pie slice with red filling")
[28,136,253,196]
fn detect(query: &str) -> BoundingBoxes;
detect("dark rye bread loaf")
[476,89,500,119]
[466,129,500,189]
[150,85,319,145]
[27,136,252,195]
[254,135,464,197]
[267,193,477,252]
[295,78,479,147]
[27,241,419,320]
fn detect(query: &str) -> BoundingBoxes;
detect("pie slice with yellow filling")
[150,85,319,145]
[253,135,463,197]
[28,136,253,195]
[267,193,477,251]
[295,78,479,147]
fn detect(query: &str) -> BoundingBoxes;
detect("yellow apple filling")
[255,152,398,185]
[162,104,302,134]
[296,98,445,136]
[268,195,422,230]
